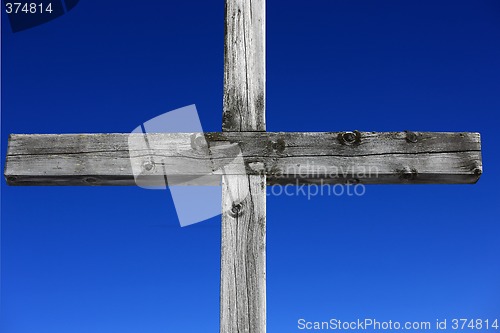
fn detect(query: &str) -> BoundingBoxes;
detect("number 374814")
[5,2,54,14]
[451,319,499,330]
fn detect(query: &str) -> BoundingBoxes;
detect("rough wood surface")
[221,0,267,332]
[221,174,266,333]
[222,0,266,132]
[4,132,482,186]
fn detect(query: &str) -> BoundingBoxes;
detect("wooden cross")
[4,1,482,332]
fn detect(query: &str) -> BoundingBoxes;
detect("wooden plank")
[4,132,482,186]
[6,132,481,157]
[220,174,266,333]
[221,0,266,332]
[222,0,266,132]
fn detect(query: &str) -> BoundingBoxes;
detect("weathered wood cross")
[5,1,482,332]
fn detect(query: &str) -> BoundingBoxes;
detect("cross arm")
[4,131,482,186]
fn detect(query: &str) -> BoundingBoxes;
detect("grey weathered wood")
[222,0,266,132]
[221,174,266,333]
[221,0,267,332]
[6,132,481,157]
[5,132,482,186]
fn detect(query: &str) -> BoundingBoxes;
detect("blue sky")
[2,1,500,332]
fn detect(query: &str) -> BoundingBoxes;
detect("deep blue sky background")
[1,1,499,332]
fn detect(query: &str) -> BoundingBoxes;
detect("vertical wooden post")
[222,0,265,132]
[221,0,266,333]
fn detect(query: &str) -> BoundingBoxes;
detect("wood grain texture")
[222,0,266,132]
[221,174,266,333]
[222,0,266,331]
[4,132,482,186]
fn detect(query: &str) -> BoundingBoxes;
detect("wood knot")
[83,177,98,184]
[142,160,155,172]
[266,138,286,155]
[338,131,361,145]
[7,176,17,183]
[405,131,418,143]
[399,167,418,181]
[229,202,244,218]
[272,138,286,154]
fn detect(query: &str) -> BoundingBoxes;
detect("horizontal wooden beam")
[5,132,482,186]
